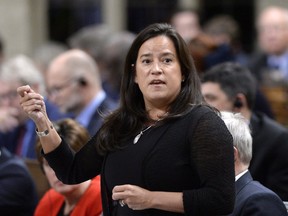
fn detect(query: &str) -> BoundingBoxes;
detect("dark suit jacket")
[0,147,38,215]
[249,51,288,79]
[0,99,68,159]
[250,112,288,201]
[227,171,287,216]
[248,52,268,82]
[86,95,118,136]
[246,53,277,119]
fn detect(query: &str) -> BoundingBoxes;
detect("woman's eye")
[142,59,151,64]
[163,58,172,63]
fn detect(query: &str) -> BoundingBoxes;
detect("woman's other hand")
[112,184,152,210]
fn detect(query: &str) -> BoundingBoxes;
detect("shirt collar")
[76,90,106,128]
[235,169,248,182]
[268,52,288,67]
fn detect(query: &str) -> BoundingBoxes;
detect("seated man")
[45,49,117,136]
[220,111,287,215]
[0,55,67,159]
[0,145,38,215]
[201,62,288,201]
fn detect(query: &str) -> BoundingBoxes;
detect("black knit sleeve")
[44,134,103,184]
[183,110,235,215]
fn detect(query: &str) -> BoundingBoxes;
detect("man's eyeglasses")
[46,79,76,97]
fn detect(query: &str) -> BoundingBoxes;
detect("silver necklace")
[133,113,168,144]
[133,124,154,144]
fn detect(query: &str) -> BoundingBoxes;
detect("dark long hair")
[96,23,204,154]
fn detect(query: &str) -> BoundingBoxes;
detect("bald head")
[46,49,103,114]
[257,6,288,55]
[48,49,101,86]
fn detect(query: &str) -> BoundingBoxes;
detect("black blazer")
[249,112,288,201]
[227,171,287,216]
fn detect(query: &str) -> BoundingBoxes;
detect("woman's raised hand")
[17,85,48,124]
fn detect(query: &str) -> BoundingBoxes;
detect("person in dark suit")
[220,111,287,215]
[45,49,117,136]
[248,6,288,85]
[201,62,288,201]
[0,145,38,215]
[248,6,288,125]
[0,55,66,159]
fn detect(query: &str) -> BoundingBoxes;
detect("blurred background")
[0,0,286,58]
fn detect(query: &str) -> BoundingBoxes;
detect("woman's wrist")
[35,116,53,134]
[36,125,54,137]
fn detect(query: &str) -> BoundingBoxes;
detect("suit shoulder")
[243,180,283,202]
[241,181,287,214]
[254,113,288,135]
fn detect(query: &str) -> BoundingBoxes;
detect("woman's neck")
[147,109,169,121]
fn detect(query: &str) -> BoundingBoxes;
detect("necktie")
[15,126,26,156]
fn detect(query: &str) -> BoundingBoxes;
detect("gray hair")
[220,111,252,165]
[0,55,45,94]
[32,41,68,73]
[67,24,113,62]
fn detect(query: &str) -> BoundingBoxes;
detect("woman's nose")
[151,62,163,73]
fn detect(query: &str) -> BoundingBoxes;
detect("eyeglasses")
[46,79,76,97]
[0,91,18,105]
[258,25,288,34]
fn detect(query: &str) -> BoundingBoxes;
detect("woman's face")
[135,35,183,110]
[43,159,80,196]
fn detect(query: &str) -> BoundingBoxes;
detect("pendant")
[133,132,143,144]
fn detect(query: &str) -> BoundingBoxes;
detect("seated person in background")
[248,6,288,125]
[169,8,201,43]
[34,118,102,216]
[67,24,118,103]
[248,6,288,86]
[45,49,117,136]
[101,31,136,102]
[220,111,287,216]
[203,14,250,66]
[31,41,68,78]
[0,145,38,215]
[201,62,288,201]
[169,8,232,73]
[0,55,66,159]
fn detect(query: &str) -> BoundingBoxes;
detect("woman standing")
[18,23,235,216]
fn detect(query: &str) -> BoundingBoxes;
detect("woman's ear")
[134,74,138,83]
[182,75,185,82]
[132,64,138,83]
